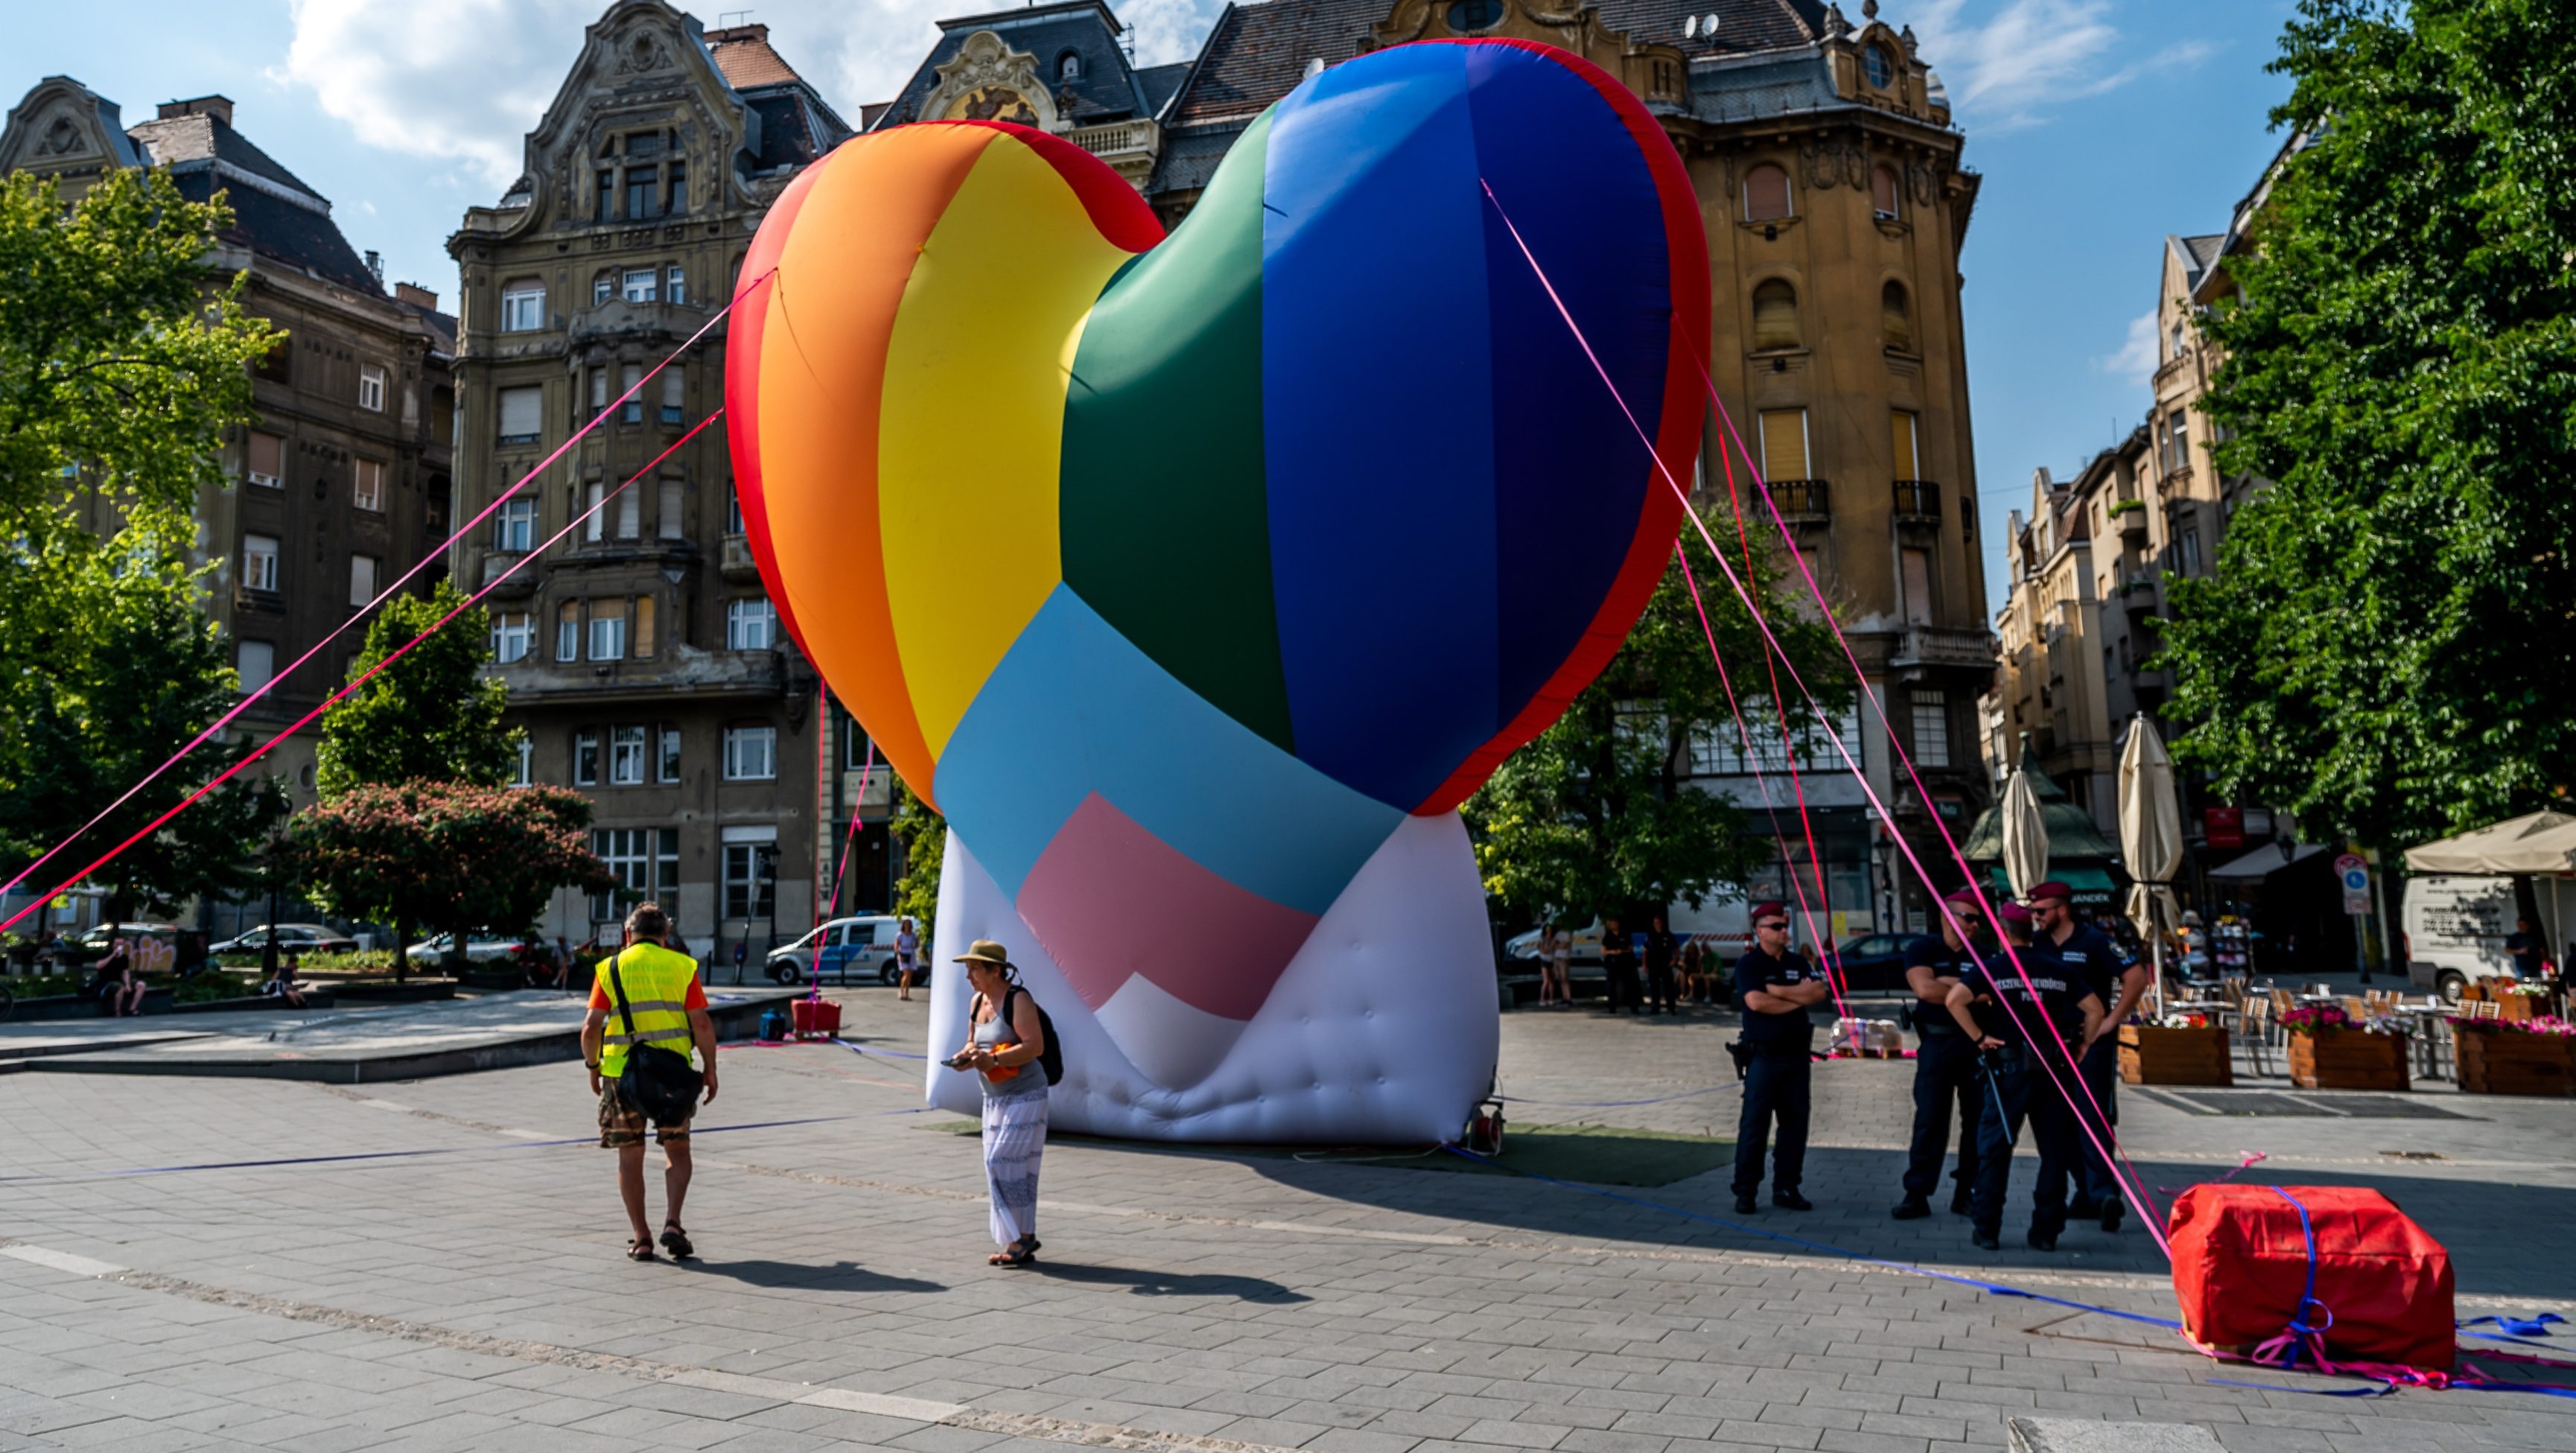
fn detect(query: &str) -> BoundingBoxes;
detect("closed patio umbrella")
[2001,763,2050,902]
[2119,713,2184,1011]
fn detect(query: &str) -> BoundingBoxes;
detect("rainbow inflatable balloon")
[728,39,1707,1139]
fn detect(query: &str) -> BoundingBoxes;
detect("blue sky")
[10,0,2296,608]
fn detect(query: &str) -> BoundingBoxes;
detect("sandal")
[659,1224,694,1260]
[626,1238,657,1262]
[987,1236,1039,1267]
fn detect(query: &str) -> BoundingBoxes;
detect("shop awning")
[1982,864,2120,905]
[2207,841,2329,880]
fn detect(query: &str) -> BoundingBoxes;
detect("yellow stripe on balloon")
[879,134,1135,760]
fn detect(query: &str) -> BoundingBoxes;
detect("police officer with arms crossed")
[2026,880,2146,1233]
[1892,891,1990,1220]
[1731,903,1829,1215]
[1946,901,2102,1251]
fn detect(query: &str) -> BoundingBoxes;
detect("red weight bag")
[790,997,841,1040]
[2169,1184,2454,1372]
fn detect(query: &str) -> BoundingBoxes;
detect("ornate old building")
[445,7,880,959]
[0,80,455,932]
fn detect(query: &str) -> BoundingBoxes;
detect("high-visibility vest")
[596,943,700,1078]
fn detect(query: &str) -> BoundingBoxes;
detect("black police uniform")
[1644,926,1681,1014]
[1731,945,1818,1202]
[1601,931,1642,1014]
[1899,932,1989,1209]
[1962,946,2101,1244]
[2035,923,2131,1212]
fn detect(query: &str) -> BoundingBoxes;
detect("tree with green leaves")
[290,783,614,976]
[889,777,944,938]
[1463,505,1848,933]
[2163,0,2576,848]
[314,578,521,798]
[0,167,287,924]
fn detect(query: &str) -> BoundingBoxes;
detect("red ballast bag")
[790,997,841,1040]
[2169,1184,2454,1371]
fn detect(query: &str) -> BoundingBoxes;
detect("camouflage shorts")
[597,1084,690,1148]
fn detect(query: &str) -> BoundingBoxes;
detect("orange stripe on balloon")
[728,150,831,684]
[738,124,1003,810]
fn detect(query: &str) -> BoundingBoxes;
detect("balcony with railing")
[2109,494,2148,539]
[1766,478,1829,523]
[1892,479,1941,522]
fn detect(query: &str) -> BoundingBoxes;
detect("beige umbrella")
[2000,761,2050,901]
[2119,713,2184,1010]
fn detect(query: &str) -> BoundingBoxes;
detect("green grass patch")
[918,1119,1731,1189]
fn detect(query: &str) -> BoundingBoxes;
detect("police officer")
[1731,903,1828,1215]
[2027,880,2146,1233]
[1946,902,2102,1251]
[1892,892,1990,1220]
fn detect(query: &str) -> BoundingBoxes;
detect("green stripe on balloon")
[1058,110,1292,754]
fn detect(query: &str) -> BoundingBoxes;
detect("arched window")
[1058,49,1084,81]
[1751,279,1799,351]
[1744,163,1792,221]
[1881,280,1911,350]
[1871,164,1901,220]
[1447,0,1504,31]
[1863,43,1895,89]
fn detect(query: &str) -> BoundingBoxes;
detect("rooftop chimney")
[394,282,439,311]
[156,95,235,127]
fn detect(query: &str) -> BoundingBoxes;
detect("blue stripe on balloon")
[936,585,1405,915]
[1259,44,1501,812]
[1466,43,1671,729]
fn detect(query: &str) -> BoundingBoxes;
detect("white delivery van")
[2402,874,2517,1002]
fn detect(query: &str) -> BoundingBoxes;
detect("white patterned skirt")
[980,1088,1048,1247]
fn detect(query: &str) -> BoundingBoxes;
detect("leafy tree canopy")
[889,777,944,938]
[2164,0,2576,845]
[290,783,614,964]
[1464,501,1850,929]
[316,578,520,798]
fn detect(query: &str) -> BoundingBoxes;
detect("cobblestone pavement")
[3,991,2572,1453]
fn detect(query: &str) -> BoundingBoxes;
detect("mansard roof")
[870,0,1162,130]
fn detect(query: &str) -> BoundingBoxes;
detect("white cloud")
[279,0,1230,195]
[1904,0,2213,131]
[2098,308,2158,385]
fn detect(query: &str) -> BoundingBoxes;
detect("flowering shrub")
[2451,1014,2576,1037]
[2282,1004,2405,1035]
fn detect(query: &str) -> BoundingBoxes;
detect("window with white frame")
[593,272,614,305]
[491,611,532,664]
[620,363,643,424]
[614,483,640,540]
[512,735,532,786]
[723,724,775,780]
[1910,691,1950,768]
[666,265,686,306]
[658,725,682,783]
[588,366,608,422]
[495,497,535,553]
[353,458,384,512]
[246,430,282,488]
[584,480,605,542]
[349,554,379,608]
[609,725,646,785]
[358,364,385,413]
[721,829,777,919]
[573,729,600,786]
[660,367,684,425]
[497,385,541,445]
[622,267,657,304]
[500,281,546,332]
[657,477,684,539]
[556,600,579,661]
[725,597,775,650]
[591,827,679,921]
[589,606,626,661]
[236,640,275,695]
[243,533,279,592]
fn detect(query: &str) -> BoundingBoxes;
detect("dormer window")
[1058,49,1083,81]
[1447,0,1503,33]
[1862,43,1895,89]
[598,128,680,222]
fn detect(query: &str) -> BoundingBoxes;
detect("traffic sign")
[2335,853,2370,915]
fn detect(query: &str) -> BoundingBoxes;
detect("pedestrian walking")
[895,916,920,1001]
[949,938,1049,1266]
[1543,925,1573,1006]
[1731,903,1827,1214]
[1893,892,1988,1220]
[1947,902,2102,1252]
[2029,880,2145,1233]
[1643,915,1681,1015]
[580,903,719,1264]
[1600,915,1641,1014]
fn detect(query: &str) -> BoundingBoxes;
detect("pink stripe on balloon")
[1015,792,1318,1022]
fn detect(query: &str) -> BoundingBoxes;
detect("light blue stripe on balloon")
[935,584,1405,915]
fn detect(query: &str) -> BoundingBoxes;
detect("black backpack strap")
[605,956,639,1049]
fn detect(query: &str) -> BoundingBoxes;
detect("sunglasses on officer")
[1755,918,1789,933]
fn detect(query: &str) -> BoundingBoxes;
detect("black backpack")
[999,985,1065,1086]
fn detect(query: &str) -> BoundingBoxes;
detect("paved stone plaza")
[4,991,2573,1453]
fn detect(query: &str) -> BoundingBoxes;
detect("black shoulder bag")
[1004,985,1065,1086]
[608,956,705,1125]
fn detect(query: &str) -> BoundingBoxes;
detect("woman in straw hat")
[950,938,1049,1266]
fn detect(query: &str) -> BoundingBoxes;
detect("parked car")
[2402,874,2519,1002]
[768,916,904,985]
[1819,932,1928,995]
[405,932,531,967]
[211,923,357,956]
[1501,920,1606,966]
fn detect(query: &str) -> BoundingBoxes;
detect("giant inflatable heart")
[728,39,1706,1136]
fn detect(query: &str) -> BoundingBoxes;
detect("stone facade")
[0,81,455,845]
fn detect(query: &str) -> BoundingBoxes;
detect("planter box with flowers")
[2119,1020,2233,1087]
[2282,1005,2410,1092]
[2453,1016,2576,1097]
[2461,979,2545,1023]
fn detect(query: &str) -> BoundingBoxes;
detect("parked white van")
[2402,874,2517,1002]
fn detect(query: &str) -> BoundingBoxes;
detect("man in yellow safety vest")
[581,902,719,1262]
